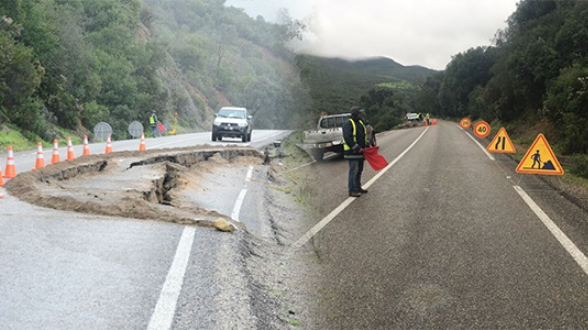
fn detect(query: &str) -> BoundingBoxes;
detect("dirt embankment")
[5,145,264,226]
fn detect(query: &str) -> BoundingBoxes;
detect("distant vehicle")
[212,107,253,142]
[406,113,420,122]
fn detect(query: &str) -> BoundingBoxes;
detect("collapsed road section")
[5,145,263,226]
[3,144,322,328]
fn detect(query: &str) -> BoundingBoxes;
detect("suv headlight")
[238,122,247,127]
[213,119,221,126]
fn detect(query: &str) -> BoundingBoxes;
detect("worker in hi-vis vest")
[149,111,158,138]
[342,106,369,198]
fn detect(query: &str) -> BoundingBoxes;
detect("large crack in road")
[5,145,263,226]
[3,144,322,328]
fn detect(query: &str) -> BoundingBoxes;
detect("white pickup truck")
[299,113,351,161]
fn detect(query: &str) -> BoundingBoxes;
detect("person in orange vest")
[342,106,369,198]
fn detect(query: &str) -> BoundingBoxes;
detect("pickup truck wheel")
[211,132,217,141]
[242,134,247,142]
[218,135,222,141]
[247,132,252,142]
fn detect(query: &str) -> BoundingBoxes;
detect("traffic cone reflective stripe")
[33,142,46,170]
[67,137,76,161]
[83,135,90,156]
[4,146,16,178]
[0,161,4,186]
[50,139,60,164]
[139,132,146,151]
[105,134,112,154]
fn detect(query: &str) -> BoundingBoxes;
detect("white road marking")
[514,186,588,276]
[147,226,196,330]
[148,165,254,328]
[293,127,430,248]
[464,131,495,161]
[231,165,254,222]
[231,190,247,222]
[245,166,253,182]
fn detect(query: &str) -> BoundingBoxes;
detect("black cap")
[350,106,362,116]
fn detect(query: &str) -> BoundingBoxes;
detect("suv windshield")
[218,109,246,119]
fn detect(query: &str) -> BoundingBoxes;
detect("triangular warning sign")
[486,127,516,154]
[516,134,564,176]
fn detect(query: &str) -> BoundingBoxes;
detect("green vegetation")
[0,0,311,147]
[295,55,436,132]
[3,0,588,183]
[413,0,588,163]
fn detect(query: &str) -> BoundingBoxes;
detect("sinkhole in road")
[5,146,264,225]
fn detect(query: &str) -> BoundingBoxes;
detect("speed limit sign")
[473,121,491,138]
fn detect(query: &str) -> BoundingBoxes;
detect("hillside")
[0,0,313,147]
[296,55,437,116]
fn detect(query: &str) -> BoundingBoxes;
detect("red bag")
[157,122,166,133]
[363,146,388,171]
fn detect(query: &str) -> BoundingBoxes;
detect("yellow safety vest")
[149,115,156,124]
[343,119,368,151]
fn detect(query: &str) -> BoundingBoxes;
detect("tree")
[438,47,496,119]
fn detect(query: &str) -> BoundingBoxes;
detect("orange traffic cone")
[67,137,76,161]
[139,132,146,151]
[105,134,112,154]
[83,135,91,156]
[0,161,4,186]
[33,142,46,170]
[4,146,16,178]
[50,139,60,165]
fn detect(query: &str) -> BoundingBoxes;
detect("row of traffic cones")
[424,119,438,127]
[2,133,148,180]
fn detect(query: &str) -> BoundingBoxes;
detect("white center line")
[293,127,429,248]
[231,165,254,222]
[147,226,196,330]
[514,186,588,276]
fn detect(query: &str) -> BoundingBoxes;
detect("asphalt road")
[301,121,588,329]
[0,130,291,330]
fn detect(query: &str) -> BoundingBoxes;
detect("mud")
[4,145,264,227]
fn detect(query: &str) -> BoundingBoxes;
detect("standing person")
[342,106,369,197]
[149,111,158,138]
[364,119,376,147]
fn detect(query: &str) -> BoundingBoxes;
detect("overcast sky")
[225,0,519,70]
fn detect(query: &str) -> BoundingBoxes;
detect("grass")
[288,320,302,326]
[0,125,38,151]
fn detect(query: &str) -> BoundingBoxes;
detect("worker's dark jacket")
[342,116,367,160]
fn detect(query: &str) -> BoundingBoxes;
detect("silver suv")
[211,107,253,142]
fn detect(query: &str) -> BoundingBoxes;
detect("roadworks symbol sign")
[516,134,564,176]
[486,127,516,154]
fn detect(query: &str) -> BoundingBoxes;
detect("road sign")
[460,118,471,129]
[128,121,144,139]
[93,122,112,141]
[486,127,516,154]
[516,134,563,175]
[473,121,491,138]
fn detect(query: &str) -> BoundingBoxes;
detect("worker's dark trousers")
[348,159,364,193]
